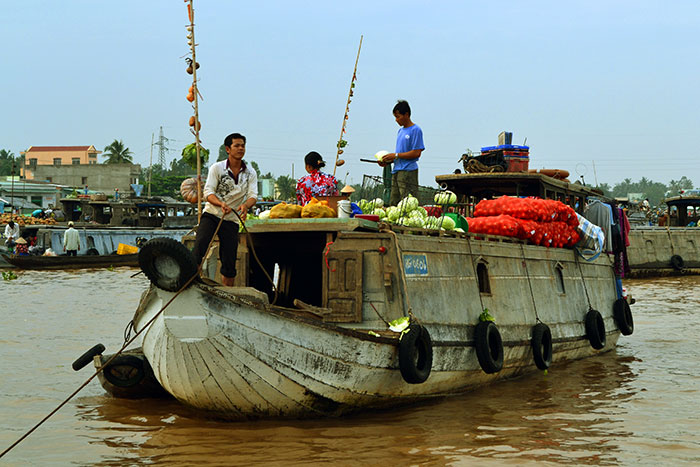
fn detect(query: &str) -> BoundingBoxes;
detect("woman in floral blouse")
[296,152,339,205]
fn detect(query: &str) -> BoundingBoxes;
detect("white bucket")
[337,200,352,218]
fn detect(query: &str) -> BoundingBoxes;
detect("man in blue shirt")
[380,100,425,206]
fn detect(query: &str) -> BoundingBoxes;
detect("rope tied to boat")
[323,241,336,272]
[519,243,541,321]
[384,228,414,321]
[234,210,279,306]
[0,216,228,459]
[464,158,505,174]
[574,250,594,311]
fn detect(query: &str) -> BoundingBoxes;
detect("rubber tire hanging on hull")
[613,298,634,335]
[72,343,105,371]
[670,254,685,271]
[103,354,146,388]
[398,325,433,384]
[138,237,199,292]
[475,321,504,374]
[585,309,606,350]
[531,323,552,370]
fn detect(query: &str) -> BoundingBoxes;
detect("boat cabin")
[664,195,700,227]
[434,172,603,216]
[60,196,195,227]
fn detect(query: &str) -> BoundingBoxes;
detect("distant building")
[29,163,141,196]
[0,176,71,212]
[258,178,275,199]
[21,145,101,179]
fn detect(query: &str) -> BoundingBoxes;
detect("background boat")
[1,252,138,270]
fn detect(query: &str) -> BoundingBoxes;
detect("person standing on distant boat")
[63,221,81,256]
[193,133,258,287]
[4,220,20,247]
[378,100,425,206]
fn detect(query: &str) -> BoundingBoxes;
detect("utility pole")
[10,156,15,214]
[592,160,599,187]
[148,133,154,197]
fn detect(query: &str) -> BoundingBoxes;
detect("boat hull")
[133,231,623,420]
[627,227,700,277]
[1,253,138,270]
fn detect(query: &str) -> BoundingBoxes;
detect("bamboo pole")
[187,0,202,223]
[333,35,363,177]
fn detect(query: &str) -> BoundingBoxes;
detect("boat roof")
[434,172,603,199]
[664,194,700,206]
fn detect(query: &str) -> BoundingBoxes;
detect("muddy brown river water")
[1,269,699,465]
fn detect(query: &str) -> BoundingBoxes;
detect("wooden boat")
[626,192,700,277]
[1,252,138,269]
[102,172,634,420]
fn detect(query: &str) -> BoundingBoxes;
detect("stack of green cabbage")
[357,194,460,231]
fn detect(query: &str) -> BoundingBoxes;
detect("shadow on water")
[74,351,640,466]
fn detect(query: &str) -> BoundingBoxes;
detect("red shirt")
[296,170,339,205]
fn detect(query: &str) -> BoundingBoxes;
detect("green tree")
[250,160,261,177]
[594,182,611,197]
[0,149,17,176]
[169,157,195,176]
[103,140,133,164]
[275,175,297,201]
[668,176,694,195]
[218,144,227,161]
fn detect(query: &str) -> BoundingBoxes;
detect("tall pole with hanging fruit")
[333,35,363,177]
[185,0,203,222]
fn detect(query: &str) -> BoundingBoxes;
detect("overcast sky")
[3,1,699,189]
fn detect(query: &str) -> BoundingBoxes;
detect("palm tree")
[0,149,16,176]
[103,140,133,164]
[275,175,297,201]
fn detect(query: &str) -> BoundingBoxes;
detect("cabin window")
[477,262,491,294]
[82,177,88,185]
[53,158,62,166]
[555,264,565,294]
[645,239,655,255]
[72,158,80,165]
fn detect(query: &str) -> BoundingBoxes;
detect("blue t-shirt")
[393,124,425,173]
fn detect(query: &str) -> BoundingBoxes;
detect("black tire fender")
[103,354,146,388]
[72,343,105,371]
[138,237,198,292]
[531,323,553,370]
[475,321,504,374]
[398,325,433,384]
[613,298,634,336]
[585,309,606,350]
[670,254,684,271]
[86,248,99,256]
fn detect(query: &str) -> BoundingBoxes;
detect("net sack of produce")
[465,214,523,238]
[269,203,303,219]
[301,198,336,218]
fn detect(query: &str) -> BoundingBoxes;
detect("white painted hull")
[134,231,623,419]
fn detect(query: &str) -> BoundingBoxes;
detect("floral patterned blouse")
[296,170,339,205]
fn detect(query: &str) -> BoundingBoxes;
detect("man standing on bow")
[193,133,258,286]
